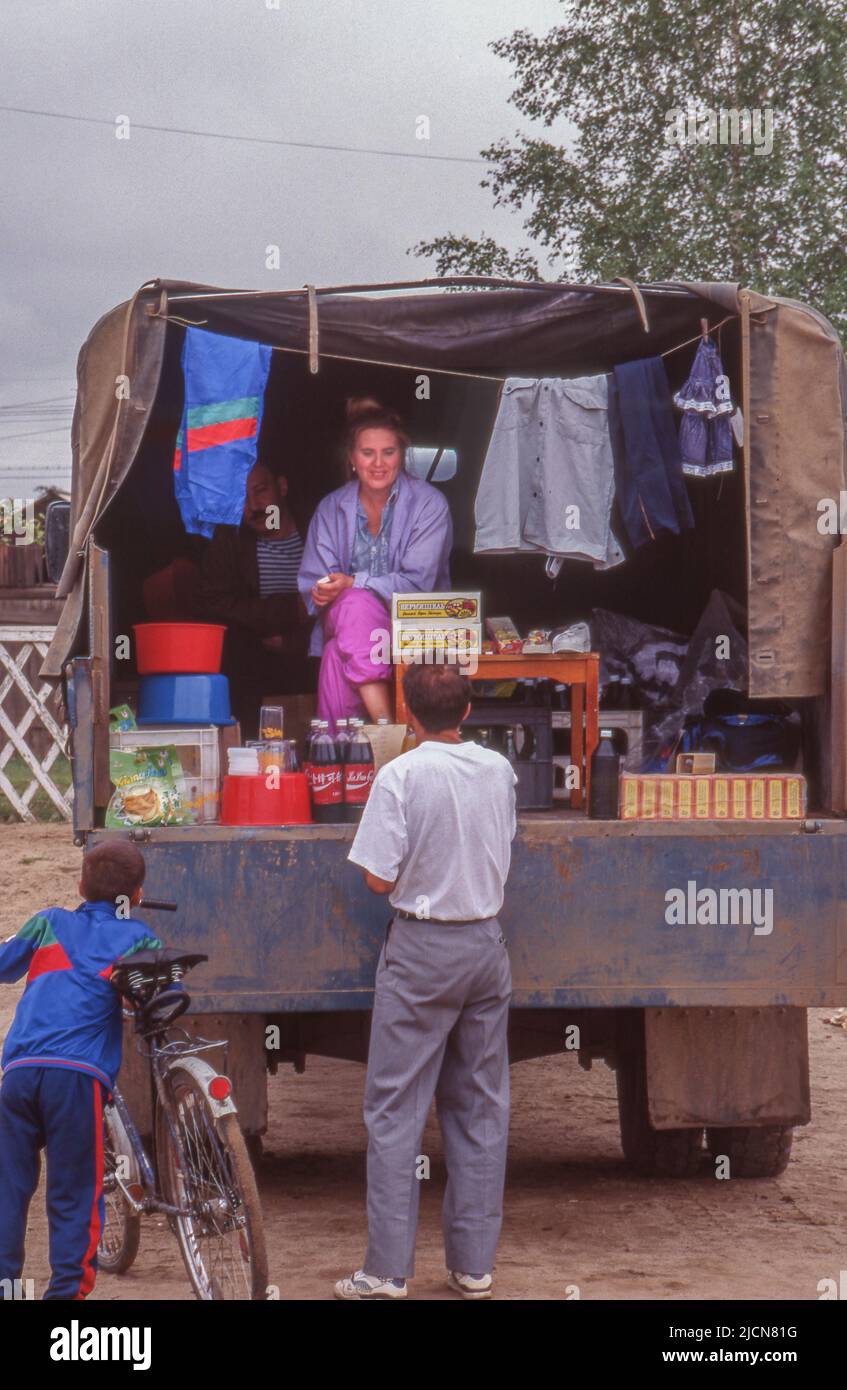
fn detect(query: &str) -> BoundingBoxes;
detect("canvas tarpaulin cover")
[42,277,847,699]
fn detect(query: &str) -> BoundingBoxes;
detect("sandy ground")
[1,823,846,1302]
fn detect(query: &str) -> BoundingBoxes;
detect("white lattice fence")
[0,626,72,822]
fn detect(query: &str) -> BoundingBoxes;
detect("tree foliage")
[412,0,847,330]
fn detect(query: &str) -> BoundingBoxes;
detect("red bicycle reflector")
[209,1076,232,1101]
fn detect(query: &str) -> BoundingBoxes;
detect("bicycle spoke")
[168,1088,254,1299]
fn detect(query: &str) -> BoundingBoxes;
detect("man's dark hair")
[81,840,146,903]
[403,663,471,732]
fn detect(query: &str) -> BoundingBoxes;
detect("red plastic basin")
[134,623,226,675]
[220,773,312,826]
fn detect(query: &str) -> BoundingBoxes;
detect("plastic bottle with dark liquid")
[310,722,344,823]
[343,720,375,822]
[303,718,320,789]
[588,728,620,819]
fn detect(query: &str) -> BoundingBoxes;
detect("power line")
[0,426,71,441]
[0,396,74,409]
[0,104,486,165]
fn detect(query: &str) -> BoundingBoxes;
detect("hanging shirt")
[173,326,272,538]
[350,483,399,584]
[673,338,736,478]
[610,356,695,547]
[474,376,625,568]
[255,531,304,597]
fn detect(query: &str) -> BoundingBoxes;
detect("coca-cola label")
[311,766,343,803]
[344,766,374,804]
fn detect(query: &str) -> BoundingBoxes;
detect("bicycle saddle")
[111,949,208,999]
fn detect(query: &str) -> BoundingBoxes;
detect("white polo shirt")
[348,739,517,921]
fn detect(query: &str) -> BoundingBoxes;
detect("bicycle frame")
[108,1020,232,1220]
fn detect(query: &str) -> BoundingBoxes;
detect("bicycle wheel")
[155,1066,268,1300]
[98,1103,142,1275]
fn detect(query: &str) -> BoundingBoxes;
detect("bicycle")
[98,903,268,1300]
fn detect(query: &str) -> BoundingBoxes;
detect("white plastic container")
[110,725,220,823]
[227,747,260,776]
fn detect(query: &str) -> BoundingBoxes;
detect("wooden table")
[394,652,600,810]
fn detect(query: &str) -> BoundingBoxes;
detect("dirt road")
[2,825,845,1301]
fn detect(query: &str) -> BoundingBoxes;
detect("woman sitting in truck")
[298,397,452,728]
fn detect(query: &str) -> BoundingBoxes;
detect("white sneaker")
[447,1270,493,1300]
[334,1269,408,1300]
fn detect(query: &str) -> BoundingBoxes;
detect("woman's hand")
[310,572,354,607]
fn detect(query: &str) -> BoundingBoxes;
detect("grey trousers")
[363,915,512,1279]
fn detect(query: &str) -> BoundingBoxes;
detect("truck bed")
[88,815,847,1012]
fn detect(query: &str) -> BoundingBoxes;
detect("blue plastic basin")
[137,673,236,726]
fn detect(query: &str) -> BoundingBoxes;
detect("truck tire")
[615,1012,703,1178]
[704,1126,793,1178]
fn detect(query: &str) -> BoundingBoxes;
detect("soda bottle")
[310,722,344,822]
[504,726,518,765]
[344,720,375,822]
[303,718,320,786]
[588,728,620,819]
[335,718,351,765]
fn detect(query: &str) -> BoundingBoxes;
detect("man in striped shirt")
[196,463,312,734]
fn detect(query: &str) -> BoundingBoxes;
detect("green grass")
[0,754,73,823]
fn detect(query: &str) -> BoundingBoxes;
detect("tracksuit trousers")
[0,1066,105,1300]
[363,916,512,1279]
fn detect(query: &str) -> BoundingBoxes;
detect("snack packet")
[106,746,186,827]
[109,703,137,732]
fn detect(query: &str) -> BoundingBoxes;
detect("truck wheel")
[615,1014,703,1177]
[705,1126,793,1178]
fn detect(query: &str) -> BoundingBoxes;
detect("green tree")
[412,0,847,331]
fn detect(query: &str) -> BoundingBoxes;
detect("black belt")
[393,909,490,925]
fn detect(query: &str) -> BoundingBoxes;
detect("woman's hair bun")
[345,396,384,424]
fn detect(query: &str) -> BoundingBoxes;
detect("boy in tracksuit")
[0,840,161,1300]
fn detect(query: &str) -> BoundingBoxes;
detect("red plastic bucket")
[220,773,312,826]
[134,623,226,675]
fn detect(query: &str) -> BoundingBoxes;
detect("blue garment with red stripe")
[0,900,162,1091]
[173,326,272,537]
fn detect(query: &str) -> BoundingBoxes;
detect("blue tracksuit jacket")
[0,900,162,1091]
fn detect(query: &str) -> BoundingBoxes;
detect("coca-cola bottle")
[303,718,320,785]
[343,720,375,822]
[335,718,351,764]
[309,722,344,823]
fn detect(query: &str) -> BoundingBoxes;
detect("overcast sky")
[0,0,570,497]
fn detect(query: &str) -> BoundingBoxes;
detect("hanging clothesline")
[149,309,739,386]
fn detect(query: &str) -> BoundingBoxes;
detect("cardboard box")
[391,592,482,661]
[619,773,807,821]
[392,592,481,623]
[362,723,407,773]
[486,616,522,653]
[675,752,717,775]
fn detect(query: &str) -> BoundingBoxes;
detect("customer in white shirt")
[334,662,517,1302]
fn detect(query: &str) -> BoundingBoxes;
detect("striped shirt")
[256,532,304,597]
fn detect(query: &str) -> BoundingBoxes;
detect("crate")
[553,708,644,779]
[462,700,553,810]
[110,725,220,823]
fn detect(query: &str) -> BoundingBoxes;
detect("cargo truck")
[43,275,847,1177]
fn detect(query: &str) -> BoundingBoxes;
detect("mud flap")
[645,1006,810,1129]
